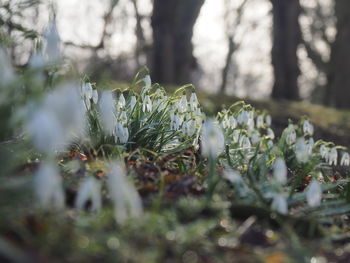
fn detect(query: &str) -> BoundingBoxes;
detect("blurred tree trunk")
[270,0,301,100]
[328,0,350,109]
[151,0,204,84]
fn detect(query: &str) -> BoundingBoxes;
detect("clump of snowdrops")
[1,21,350,227]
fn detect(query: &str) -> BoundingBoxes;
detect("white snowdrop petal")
[306,179,322,207]
[273,158,287,184]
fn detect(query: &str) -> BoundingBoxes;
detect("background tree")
[270,0,302,100]
[220,0,248,94]
[328,0,350,109]
[151,0,205,84]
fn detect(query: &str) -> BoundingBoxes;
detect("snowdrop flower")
[223,169,242,184]
[186,119,197,137]
[34,162,65,209]
[43,22,61,63]
[171,112,182,131]
[267,128,275,140]
[75,177,102,212]
[256,115,264,129]
[250,131,261,145]
[221,115,230,129]
[144,75,152,89]
[229,116,237,129]
[237,110,249,125]
[142,94,152,112]
[201,119,225,158]
[99,91,116,135]
[189,91,198,111]
[92,89,98,104]
[28,83,86,153]
[29,51,45,69]
[307,138,315,154]
[271,194,288,214]
[284,124,296,145]
[247,117,255,132]
[130,95,137,110]
[306,179,322,207]
[320,145,328,159]
[267,140,274,148]
[27,109,64,153]
[240,135,251,149]
[84,96,91,110]
[340,152,350,166]
[82,83,93,100]
[295,138,309,163]
[0,48,14,84]
[328,147,338,166]
[179,93,188,113]
[46,83,86,136]
[232,130,240,143]
[303,120,314,136]
[119,110,128,125]
[117,94,126,109]
[115,123,129,144]
[265,115,272,126]
[273,158,287,184]
[107,162,143,224]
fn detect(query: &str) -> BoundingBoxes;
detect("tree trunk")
[328,0,350,109]
[151,0,204,84]
[270,0,301,100]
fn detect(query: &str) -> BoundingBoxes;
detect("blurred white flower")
[43,22,61,63]
[99,91,116,135]
[92,89,98,104]
[267,140,274,148]
[144,75,152,89]
[295,138,309,163]
[179,94,188,113]
[307,138,315,154]
[340,152,350,166]
[0,48,14,84]
[320,145,328,159]
[142,95,152,112]
[29,52,45,69]
[229,116,237,129]
[265,115,272,126]
[250,130,261,145]
[75,177,102,212]
[130,95,137,109]
[284,124,296,145]
[82,83,93,100]
[237,110,249,125]
[115,123,129,144]
[186,119,197,137]
[34,162,65,209]
[267,128,275,140]
[27,109,64,153]
[256,115,264,129]
[189,92,198,111]
[223,169,242,183]
[271,194,288,214]
[201,119,225,158]
[328,147,338,166]
[107,162,143,224]
[273,158,287,184]
[117,94,126,109]
[306,179,322,207]
[240,135,251,149]
[303,120,314,136]
[28,83,86,153]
